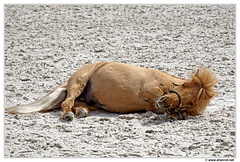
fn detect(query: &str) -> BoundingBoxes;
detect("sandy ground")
[4,5,235,157]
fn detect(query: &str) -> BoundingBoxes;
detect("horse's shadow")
[50,108,168,125]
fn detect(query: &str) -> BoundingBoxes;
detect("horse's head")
[156,67,218,115]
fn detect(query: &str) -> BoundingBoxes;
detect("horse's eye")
[189,102,193,106]
[182,83,186,87]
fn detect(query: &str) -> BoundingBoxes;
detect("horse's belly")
[90,63,151,113]
[91,81,150,113]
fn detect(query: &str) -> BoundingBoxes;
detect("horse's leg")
[72,101,100,118]
[72,107,89,118]
[61,88,81,121]
[61,74,90,121]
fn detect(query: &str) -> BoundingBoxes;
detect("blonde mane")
[190,67,218,115]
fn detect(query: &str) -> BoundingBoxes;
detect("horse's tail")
[5,82,67,114]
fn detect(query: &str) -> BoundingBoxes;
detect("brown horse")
[6,62,218,121]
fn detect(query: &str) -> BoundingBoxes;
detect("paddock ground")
[4,4,235,157]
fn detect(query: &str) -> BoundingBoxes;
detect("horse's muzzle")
[155,96,170,111]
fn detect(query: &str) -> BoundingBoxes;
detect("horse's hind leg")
[61,74,90,121]
[73,107,89,118]
[61,88,80,121]
[72,101,100,118]
[61,93,78,121]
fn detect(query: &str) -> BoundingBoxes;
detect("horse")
[6,62,218,121]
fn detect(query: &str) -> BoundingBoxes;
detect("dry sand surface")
[4,5,235,157]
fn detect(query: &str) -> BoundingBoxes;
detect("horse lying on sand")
[6,62,218,121]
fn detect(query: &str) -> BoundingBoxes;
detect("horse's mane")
[190,67,218,115]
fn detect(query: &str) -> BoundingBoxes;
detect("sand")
[4,4,235,157]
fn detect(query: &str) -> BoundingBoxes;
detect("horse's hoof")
[63,112,74,121]
[168,117,177,122]
[178,112,185,120]
[178,111,187,120]
[75,108,88,118]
